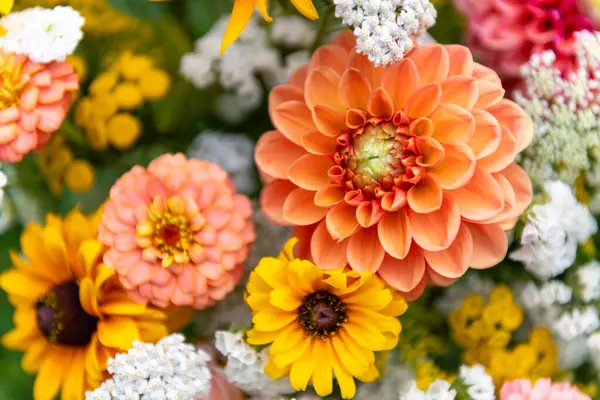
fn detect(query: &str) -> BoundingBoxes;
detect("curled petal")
[272,101,317,146]
[407,175,443,214]
[477,127,518,173]
[446,45,474,76]
[469,109,501,159]
[473,80,505,109]
[314,184,346,207]
[302,131,337,155]
[440,76,478,109]
[313,106,348,137]
[368,87,395,118]
[486,99,534,152]
[356,201,385,228]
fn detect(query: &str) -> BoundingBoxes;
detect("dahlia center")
[36,281,98,346]
[298,291,347,337]
[352,124,397,180]
[0,54,26,109]
[136,196,206,268]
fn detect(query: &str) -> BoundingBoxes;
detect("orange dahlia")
[255,33,533,298]
[98,153,255,309]
[0,50,78,162]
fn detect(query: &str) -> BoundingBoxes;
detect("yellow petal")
[137,320,169,343]
[2,325,38,350]
[98,317,140,350]
[77,239,104,279]
[100,300,147,316]
[42,224,69,275]
[246,328,279,345]
[79,277,100,317]
[61,349,86,400]
[270,323,306,355]
[0,270,52,301]
[272,336,312,369]
[332,355,357,399]
[33,346,73,400]
[312,340,333,396]
[343,287,393,311]
[331,336,369,376]
[10,250,58,284]
[290,0,319,20]
[221,0,256,55]
[264,357,289,379]
[270,287,302,311]
[0,0,14,15]
[21,339,48,374]
[289,340,315,391]
[256,0,273,21]
[21,223,69,283]
[252,309,297,331]
[278,237,298,261]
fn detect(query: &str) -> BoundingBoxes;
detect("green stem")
[311,5,335,52]
[59,119,89,149]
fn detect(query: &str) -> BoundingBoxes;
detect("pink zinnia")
[454,0,596,85]
[500,379,590,400]
[0,50,78,162]
[98,153,255,309]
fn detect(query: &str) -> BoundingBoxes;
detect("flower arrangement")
[0,0,600,399]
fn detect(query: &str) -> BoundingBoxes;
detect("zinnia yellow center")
[298,290,347,337]
[0,53,25,109]
[36,281,98,346]
[136,196,205,268]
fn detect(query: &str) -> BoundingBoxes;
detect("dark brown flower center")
[36,281,98,346]
[298,291,347,337]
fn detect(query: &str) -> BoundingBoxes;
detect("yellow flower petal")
[0,270,52,302]
[42,224,70,275]
[343,287,393,310]
[79,277,100,317]
[272,336,312,369]
[98,317,140,350]
[264,357,289,379]
[332,355,357,399]
[270,323,305,355]
[0,0,13,15]
[21,223,69,282]
[290,0,319,19]
[221,0,256,55]
[269,287,302,311]
[61,349,86,400]
[255,257,287,288]
[256,0,272,21]
[100,300,147,316]
[2,324,38,350]
[312,340,333,396]
[331,335,369,376]
[246,328,279,345]
[21,339,48,374]
[33,346,73,400]
[252,309,297,331]
[278,237,298,261]
[137,320,169,343]
[77,239,104,278]
[9,250,57,284]
[289,341,315,391]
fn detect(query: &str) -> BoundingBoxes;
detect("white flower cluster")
[187,131,257,195]
[401,364,494,400]
[577,260,600,302]
[0,6,84,63]
[519,281,573,310]
[510,181,597,280]
[515,30,600,193]
[215,331,295,397]
[85,334,212,400]
[334,0,436,66]
[588,332,600,373]
[554,307,600,342]
[180,15,313,123]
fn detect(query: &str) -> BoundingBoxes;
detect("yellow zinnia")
[0,208,169,400]
[245,238,407,399]
[221,0,319,54]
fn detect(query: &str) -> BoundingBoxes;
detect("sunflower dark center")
[36,281,98,346]
[298,291,347,337]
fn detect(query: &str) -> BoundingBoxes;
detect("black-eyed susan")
[221,0,319,54]
[245,238,408,399]
[0,208,168,400]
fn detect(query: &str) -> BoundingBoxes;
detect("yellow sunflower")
[221,0,319,54]
[0,208,169,400]
[245,238,408,399]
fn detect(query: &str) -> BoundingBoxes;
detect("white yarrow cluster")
[187,131,257,195]
[401,381,456,400]
[577,260,600,302]
[180,15,312,123]
[553,306,600,342]
[515,30,600,192]
[334,0,436,66]
[85,334,212,400]
[510,181,597,280]
[215,331,295,397]
[459,364,495,400]
[0,6,84,63]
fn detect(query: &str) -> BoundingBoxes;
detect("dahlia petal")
[486,99,534,152]
[430,103,475,143]
[482,173,517,226]
[283,187,328,225]
[399,274,427,301]
[312,105,348,137]
[368,87,395,118]
[466,222,508,269]
[345,108,367,129]
[308,44,350,75]
[492,164,532,227]
[378,244,425,292]
[471,63,502,86]
[314,184,345,207]
[260,180,297,225]
[255,130,307,179]
[349,52,385,87]
[382,58,419,110]
[331,30,356,51]
[338,68,372,110]
[473,80,505,109]
[440,76,478,109]
[269,84,304,114]
[326,202,359,240]
[430,142,476,190]
[427,268,458,287]
[302,131,337,155]
[409,117,433,137]
[311,220,349,270]
[405,83,442,119]
[407,175,443,214]
[272,100,317,146]
[423,222,473,279]
[449,167,504,220]
[381,188,408,211]
[478,127,518,173]
[446,45,474,76]
[407,44,450,85]
[289,65,308,88]
[408,195,461,251]
[377,208,411,259]
[356,200,385,228]
[287,154,333,191]
[469,108,502,159]
[305,67,344,113]
[347,227,385,273]
[415,136,445,167]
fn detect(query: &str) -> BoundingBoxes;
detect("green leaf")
[184,0,234,38]
[107,0,168,20]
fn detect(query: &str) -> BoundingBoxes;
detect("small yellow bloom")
[113,82,144,109]
[64,159,95,193]
[89,71,120,95]
[246,238,407,399]
[67,54,87,82]
[106,113,142,150]
[75,97,93,128]
[221,0,319,54]
[0,0,13,15]
[117,52,153,80]
[90,93,118,120]
[489,285,513,304]
[86,119,109,151]
[139,68,171,100]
